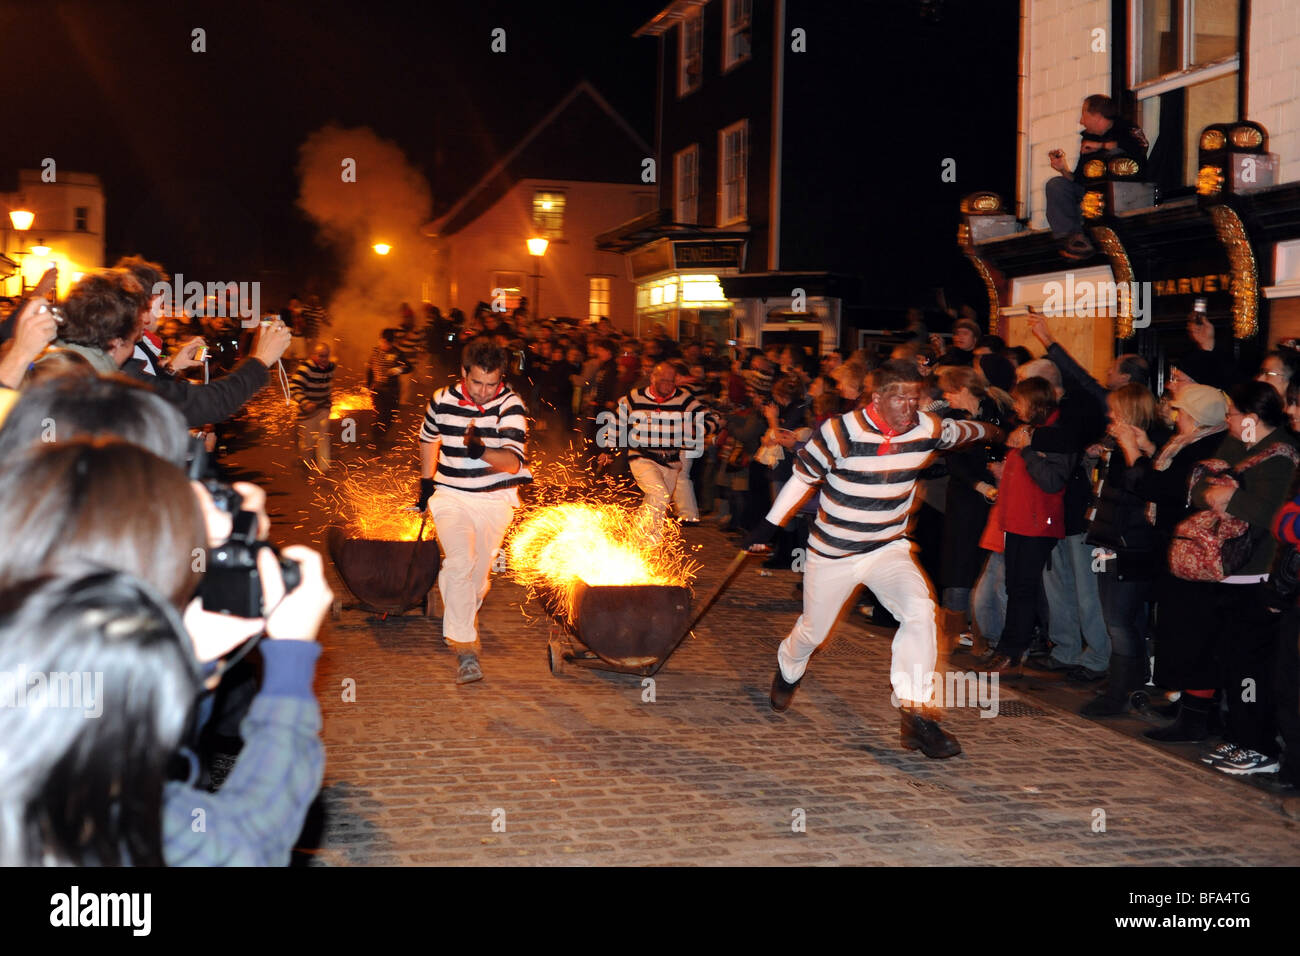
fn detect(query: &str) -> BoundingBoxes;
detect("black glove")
[418,478,435,510]
[742,520,779,552]
[464,422,485,459]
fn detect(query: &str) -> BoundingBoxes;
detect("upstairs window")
[718,120,748,226]
[675,144,700,224]
[679,10,703,97]
[723,0,752,71]
[74,206,89,231]
[532,190,565,240]
[589,277,611,323]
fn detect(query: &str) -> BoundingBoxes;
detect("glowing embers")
[318,459,429,541]
[329,388,375,420]
[507,501,692,624]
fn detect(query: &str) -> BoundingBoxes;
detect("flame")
[505,446,697,623]
[329,388,375,420]
[315,458,430,541]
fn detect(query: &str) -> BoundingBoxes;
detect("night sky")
[1,0,1020,313]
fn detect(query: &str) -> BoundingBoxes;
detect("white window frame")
[491,272,526,312]
[1129,0,1240,98]
[674,144,700,224]
[723,0,752,72]
[717,120,748,226]
[588,276,612,323]
[678,10,703,97]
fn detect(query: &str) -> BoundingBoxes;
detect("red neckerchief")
[646,385,677,405]
[863,402,902,454]
[142,330,163,350]
[456,380,503,411]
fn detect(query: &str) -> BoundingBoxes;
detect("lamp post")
[526,236,548,320]
[7,209,33,295]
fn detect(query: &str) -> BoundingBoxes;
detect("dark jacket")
[1189,430,1300,575]
[121,355,270,427]
[941,397,1011,590]
[1120,430,1227,551]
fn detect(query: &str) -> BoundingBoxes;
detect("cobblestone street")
[232,417,1300,867]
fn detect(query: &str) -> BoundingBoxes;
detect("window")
[491,272,525,313]
[589,277,611,323]
[674,145,700,224]
[1133,0,1239,89]
[723,0,752,71]
[678,10,703,97]
[1131,0,1241,189]
[74,206,88,231]
[532,190,565,239]
[718,120,748,225]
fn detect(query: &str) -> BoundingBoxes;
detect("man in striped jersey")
[604,362,712,539]
[747,359,1001,758]
[417,339,531,684]
[290,343,336,473]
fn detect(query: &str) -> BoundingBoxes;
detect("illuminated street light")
[9,210,34,232]
[31,241,50,257]
[373,243,392,255]
[527,237,549,319]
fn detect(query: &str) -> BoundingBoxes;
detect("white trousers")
[778,538,938,705]
[427,488,515,646]
[629,457,682,539]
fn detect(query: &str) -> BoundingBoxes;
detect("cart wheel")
[547,638,566,676]
[1130,690,1150,712]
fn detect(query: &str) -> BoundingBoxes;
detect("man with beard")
[746,360,1002,758]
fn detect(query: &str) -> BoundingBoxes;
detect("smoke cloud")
[296,124,432,370]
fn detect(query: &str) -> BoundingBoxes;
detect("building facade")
[963,0,1300,384]
[421,82,654,329]
[1,169,105,297]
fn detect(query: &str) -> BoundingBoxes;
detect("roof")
[423,81,652,238]
[634,0,709,37]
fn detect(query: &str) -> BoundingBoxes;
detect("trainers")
[1212,748,1280,775]
[455,652,484,684]
[1200,741,1244,765]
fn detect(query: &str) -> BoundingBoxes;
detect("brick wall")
[1023,0,1114,229]
[1247,0,1300,185]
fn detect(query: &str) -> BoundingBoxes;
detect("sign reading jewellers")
[672,240,746,271]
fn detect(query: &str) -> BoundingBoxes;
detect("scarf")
[863,402,902,454]
[1146,422,1227,524]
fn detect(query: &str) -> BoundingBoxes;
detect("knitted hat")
[1171,383,1227,427]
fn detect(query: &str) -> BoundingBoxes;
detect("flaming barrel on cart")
[546,581,692,676]
[327,524,441,616]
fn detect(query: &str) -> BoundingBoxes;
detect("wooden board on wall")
[1002,310,1116,385]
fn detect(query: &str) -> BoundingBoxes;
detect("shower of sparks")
[506,446,697,624]
[315,458,430,541]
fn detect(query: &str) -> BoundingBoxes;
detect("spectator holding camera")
[0,438,330,865]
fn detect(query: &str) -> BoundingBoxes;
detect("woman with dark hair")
[0,569,199,865]
[1144,382,1299,775]
[984,377,1069,672]
[0,374,191,467]
[936,365,1011,645]
[0,439,332,863]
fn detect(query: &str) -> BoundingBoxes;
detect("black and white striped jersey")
[419,383,532,493]
[768,409,994,558]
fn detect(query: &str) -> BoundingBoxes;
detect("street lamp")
[527,236,548,319]
[373,242,391,255]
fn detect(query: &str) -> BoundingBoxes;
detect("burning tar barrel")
[560,581,691,674]
[327,524,441,616]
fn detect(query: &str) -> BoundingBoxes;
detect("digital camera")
[187,436,301,618]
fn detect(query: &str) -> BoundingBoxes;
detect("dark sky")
[1,0,1019,311]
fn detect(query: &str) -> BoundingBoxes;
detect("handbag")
[1168,443,1300,582]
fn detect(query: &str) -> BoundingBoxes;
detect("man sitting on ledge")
[1046,93,1148,261]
